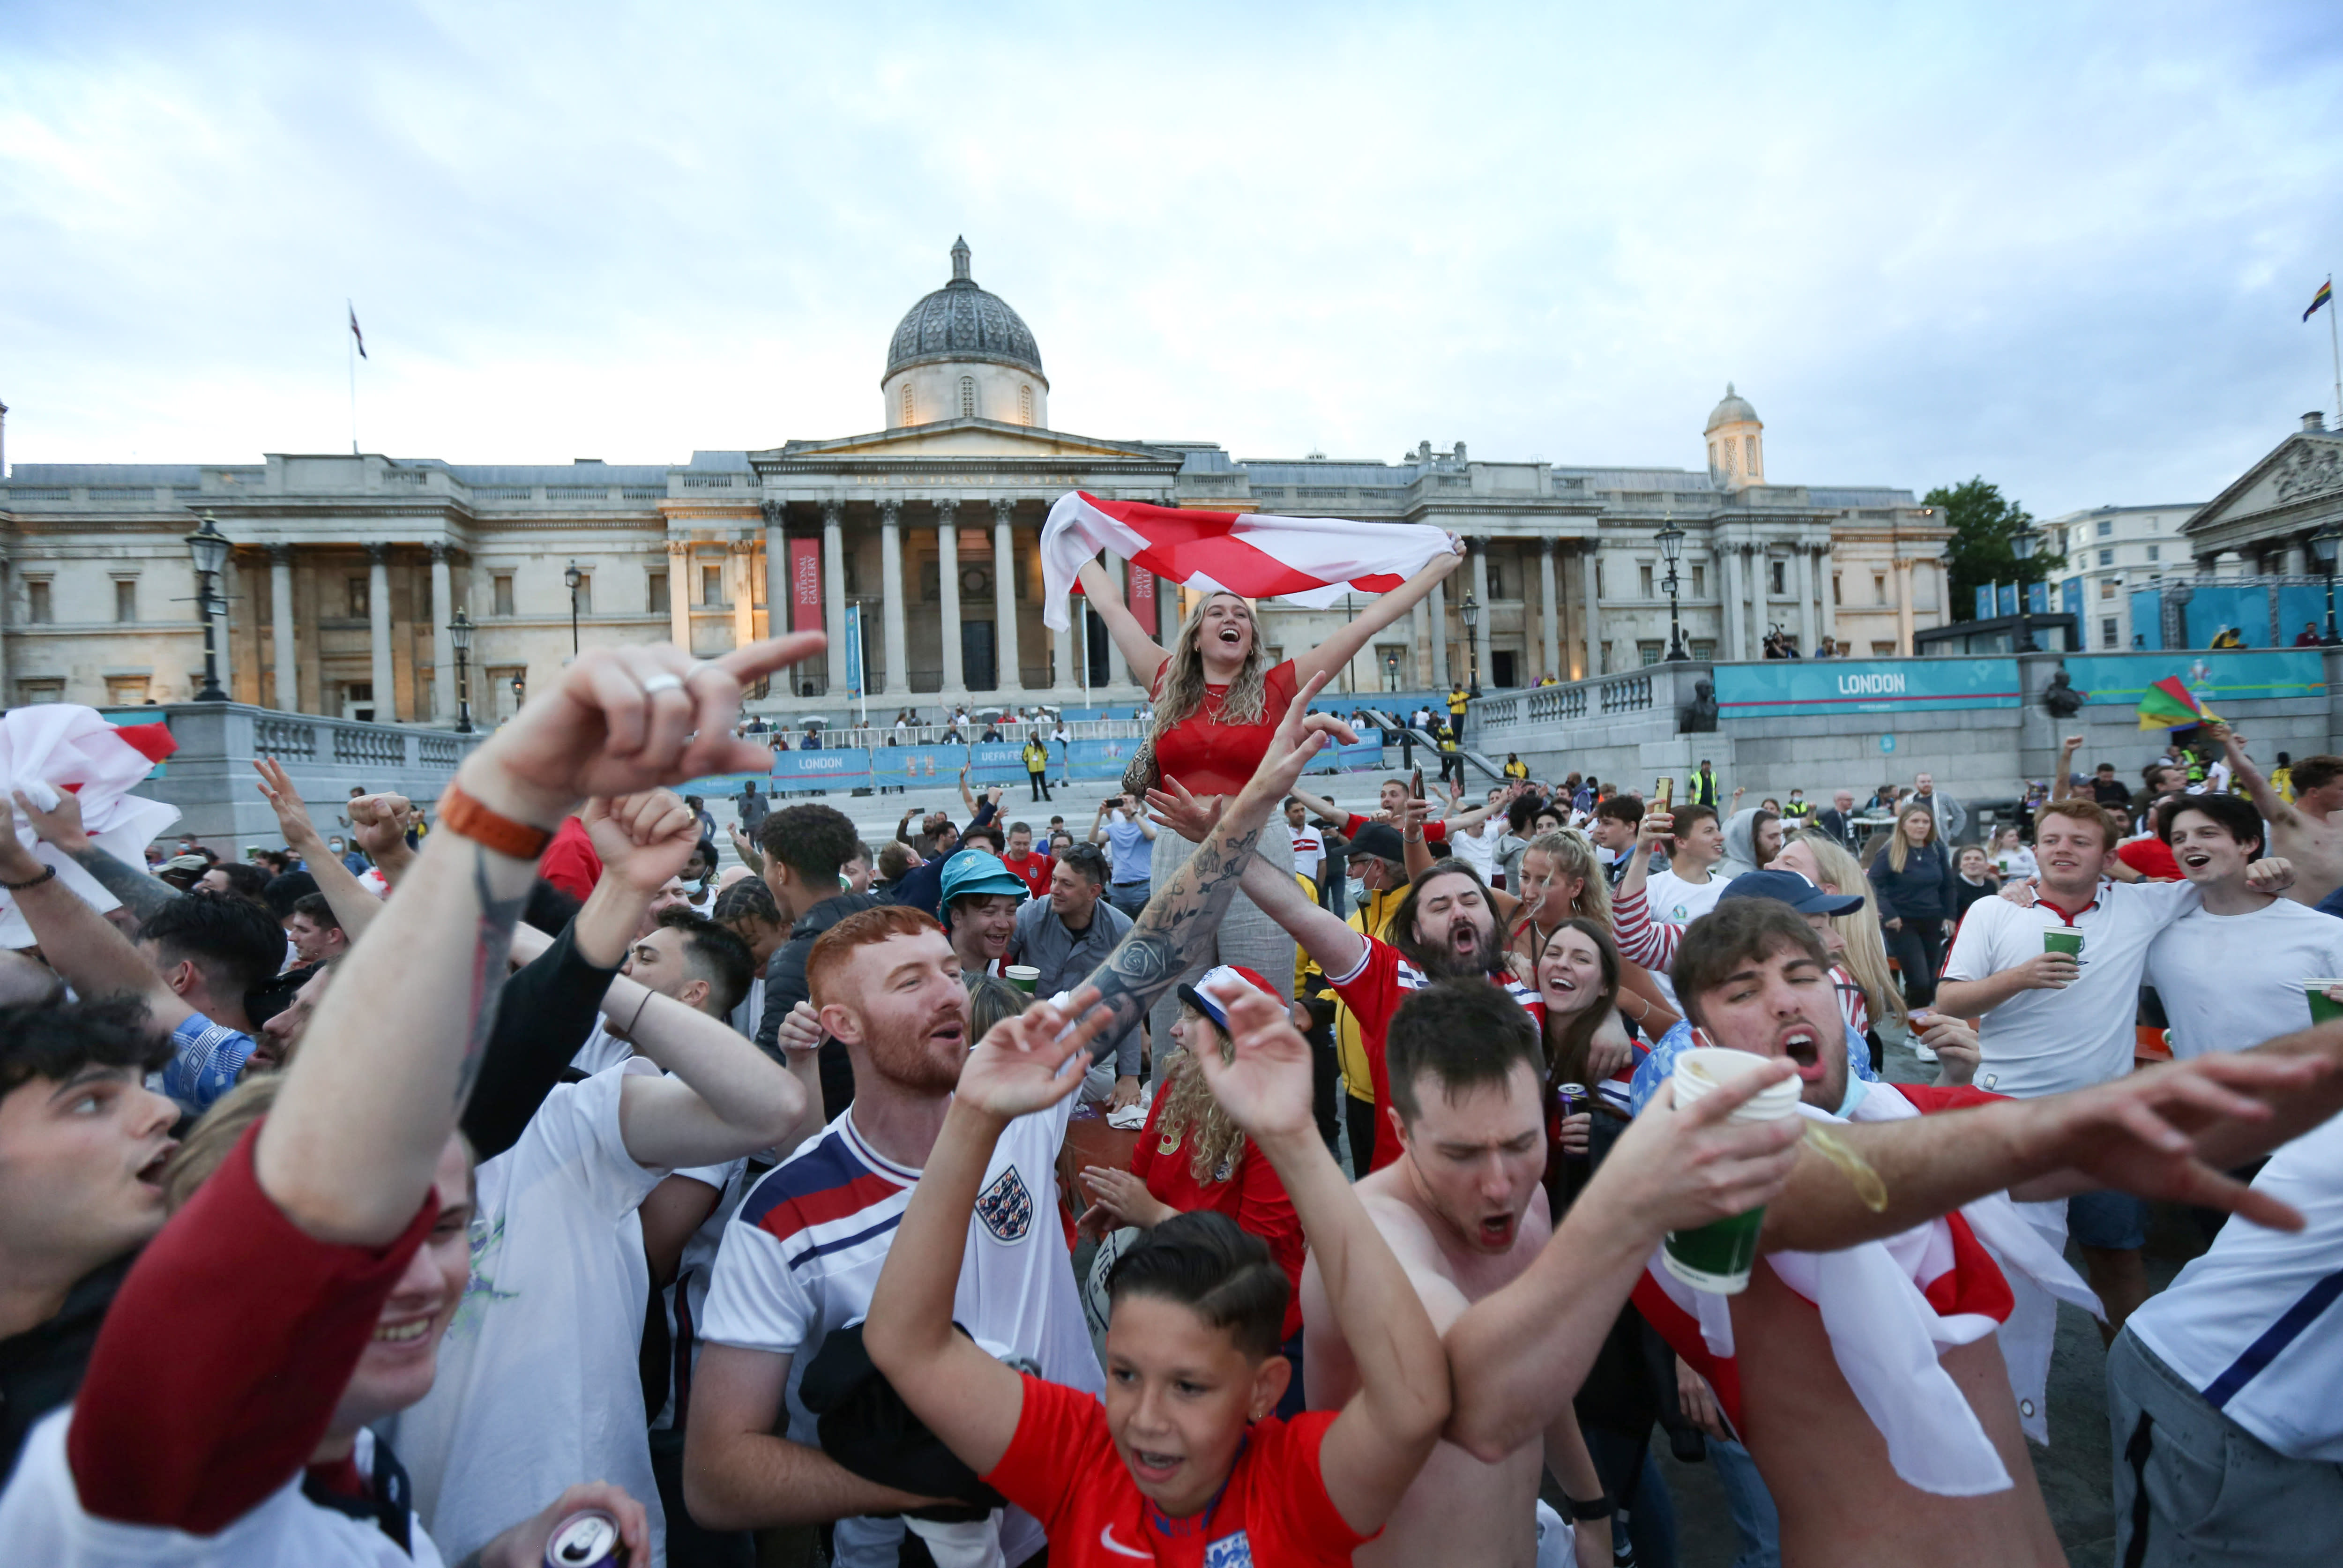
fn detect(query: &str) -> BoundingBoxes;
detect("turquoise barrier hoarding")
[1713,658,2022,719]
[770,747,873,788]
[2065,650,2327,707]
[968,742,1033,787]
[867,745,965,788]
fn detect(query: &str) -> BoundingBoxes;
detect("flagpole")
[346,299,358,456]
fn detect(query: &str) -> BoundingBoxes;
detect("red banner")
[1127,564,1156,631]
[789,538,822,632]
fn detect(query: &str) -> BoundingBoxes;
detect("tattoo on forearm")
[458,847,529,1106]
[68,845,179,923]
[1077,816,1266,1045]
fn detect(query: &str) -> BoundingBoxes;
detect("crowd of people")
[3,561,2343,1568]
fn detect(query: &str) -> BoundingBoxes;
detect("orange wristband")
[436,782,556,861]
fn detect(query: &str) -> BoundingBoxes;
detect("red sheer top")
[1149,659,1300,797]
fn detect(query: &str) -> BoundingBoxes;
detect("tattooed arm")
[7,788,181,924]
[1074,675,1359,1036]
[252,633,826,1247]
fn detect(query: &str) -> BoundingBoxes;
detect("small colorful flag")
[348,302,368,358]
[2307,278,2333,322]
[2136,675,2218,732]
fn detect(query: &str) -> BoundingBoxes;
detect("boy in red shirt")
[864,979,1448,1566]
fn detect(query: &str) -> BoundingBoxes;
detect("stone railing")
[1473,665,1691,735]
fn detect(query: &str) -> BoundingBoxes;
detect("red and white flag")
[1041,491,1453,631]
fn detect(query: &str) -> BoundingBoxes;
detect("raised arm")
[10,786,180,926]
[957,765,977,818]
[1074,557,1171,688]
[252,758,383,946]
[1609,806,1682,973]
[1289,542,1464,691]
[2213,722,2295,829]
[1239,844,1369,979]
[345,792,419,889]
[2049,736,2084,804]
[0,801,192,1030]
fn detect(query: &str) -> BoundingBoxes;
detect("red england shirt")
[1128,1089,1306,1340]
[1004,851,1054,900]
[982,1374,1372,1567]
[1342,811,1448,845]
[1326,936,1543,1172]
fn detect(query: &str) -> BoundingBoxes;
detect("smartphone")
[1656,776,1674,808]
[1410,767,1426,800]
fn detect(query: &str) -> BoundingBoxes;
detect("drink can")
[545,1508,625,1568]
[1556,1083,1588,1120]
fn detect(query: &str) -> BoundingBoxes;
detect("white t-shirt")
[1287,823,1326,882]
[569,1017,633,1076]
[1941,879,2198,1098]
[1449,823,1497,883]
[2126,1117,2343,1460]
[381,1062,672,1567]
[1643,867,1730,927]
[652,1159,751,1431]
[701,1099,1099,1568]
[728,974,767,1043]
[2146,898,2343,1059]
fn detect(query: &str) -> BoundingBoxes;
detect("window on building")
[2097,520,2113,538]
[1639,640,1664,666]
[2101,617,2119,648]
[113,579,137,623]
[1708,441,1719,471]
[1487,561,1507,599]
[1872,641,1897,656]
[1690,639,1718,660]
[959,376,977,418]
[1375,643,1410,690]
[492,574,515,616]
[1743,435,1757,473]
[104,676,149,705]
[1769,559,1785,595]
[572,573,592,615]
[901,384,915,425]
[25,580,51,623]
[1594,561,1605,597]
[349,576,371,618]
[1638,563,1654,598]
[1829,571,1839,605]
[2098,548,2113,567]
[2146,544,2159,562]
[1692,564,1707,597]
[1873,575,1887,605]
[648,570,668,612]
[1019,384,1034,426]
[701,565,724,606]
[16,679,63,704]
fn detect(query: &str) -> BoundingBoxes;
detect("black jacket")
[1,1251,133,1483]
[1813,808,1862,852]
[758,891,884,1120]
[1868,841,1955,923]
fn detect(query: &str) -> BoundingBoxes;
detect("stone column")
[761,501,786,642]
[934,500,963,692]
[1582,545,1601,677]
[1794,544,1816,657]
[731,537,757,650]
[666,540,692,648]
[821,501,847,693]
[1821,545,1840,645]
[1057,591,1080,692]
[1722,542,1746,662]
[271,545,298,713]
[366,543,396,721]
[1428,577,1450,690]
[1895,557,1916,654]
[1103,553,1131,688]
[427,544,454,724]
[1409,598,1429,688]
[992,499,1021,691]
[1538,539,1560,682]
[1469,541,1493,688]
[879,499,907,694]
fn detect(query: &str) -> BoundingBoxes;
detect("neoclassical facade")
[0,242,1950,720]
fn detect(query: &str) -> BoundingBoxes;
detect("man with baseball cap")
[938,849,1029,980]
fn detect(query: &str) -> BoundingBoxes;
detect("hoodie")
[1716,806,1773,881]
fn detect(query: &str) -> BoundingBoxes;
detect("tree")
[1927,477,2064,623]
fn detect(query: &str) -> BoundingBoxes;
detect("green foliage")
[1926,477,2064,622]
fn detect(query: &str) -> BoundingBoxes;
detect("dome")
[882,237,1047,386]
[1705,381,1760,433]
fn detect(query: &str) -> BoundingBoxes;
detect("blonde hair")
[161,1073,282,1212]
[1885,803,1935,874]
[1522,829,1612,928]
[1150,592,1271,743]
[1791,830,1907,1032]
[1157,1006,1248,1186]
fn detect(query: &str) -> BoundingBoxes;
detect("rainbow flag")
[2137,675,2218,732]
[2308,278,2334,322]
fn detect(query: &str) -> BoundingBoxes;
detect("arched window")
[900,384,915,425]
[1744,434,1758,474]
[1708,441,1718,472]
[959,376,977,418]
[1019,384,1034,426]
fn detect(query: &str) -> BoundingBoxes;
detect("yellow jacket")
[1328,884,1405,1104]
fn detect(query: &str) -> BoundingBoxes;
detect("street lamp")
[2010,529,2039,652]
[2313,527,2343,644]
[1460,591,1482,697]
[1383,648,1402,694]
[183,513,231,702]
[563,561,582,656]
[1656,519,1689,661]
[448,609,475,734]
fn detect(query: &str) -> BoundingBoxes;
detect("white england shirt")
[2146,897,2343,1059]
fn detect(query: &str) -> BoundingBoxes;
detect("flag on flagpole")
[2136,675,2217,732]
[2307,278,2333,322]
[1040,491,1453,631]
[348,303,368,359]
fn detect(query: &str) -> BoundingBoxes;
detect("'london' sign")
[1713,658,2022,719]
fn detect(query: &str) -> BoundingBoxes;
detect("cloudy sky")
[4,0,2340,518]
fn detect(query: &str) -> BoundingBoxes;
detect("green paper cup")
[2304,980,2343,1025]
[1004,965,1040,995]
[2043,927,2083,958]
[1661,1049,1804,1296]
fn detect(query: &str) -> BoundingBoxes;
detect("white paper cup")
[1004,964,1040,994]
[1662,1049,1802,1295]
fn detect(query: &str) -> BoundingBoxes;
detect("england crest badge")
[975,1165,1035,1242]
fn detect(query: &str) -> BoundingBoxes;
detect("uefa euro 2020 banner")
[2064,649,2327,707]
[1713,658,2022,720]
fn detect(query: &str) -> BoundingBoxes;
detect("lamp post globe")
[1460,590,1482,697]
[1383,648,1401,694]
[448,609,475,734]
[563,561,582,656]
[183,513,232,702]
[1656,519,1689,662]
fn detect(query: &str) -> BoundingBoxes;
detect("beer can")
[545,1508,625,1568]
[1557,1083,1588,1120]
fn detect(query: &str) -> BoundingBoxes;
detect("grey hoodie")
[1716,806,1774,882]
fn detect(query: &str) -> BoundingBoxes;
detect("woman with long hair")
[1867,802,1955,1010]
[1531,918,1639,1210]
[1078,543,1463,1046]
[1076,965,1308,1413]
[1784,830,1909,1042]
[1500,830,1679,1040]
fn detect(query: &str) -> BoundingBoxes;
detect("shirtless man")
[1302,970,1813,1566]
[2216,724,2343,906]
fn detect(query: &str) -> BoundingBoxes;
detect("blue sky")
[3,0,2340,519]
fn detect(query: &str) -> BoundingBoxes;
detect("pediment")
[754,418,1172,465]
[2186,432,2343,534]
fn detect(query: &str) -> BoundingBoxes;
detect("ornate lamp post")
[509,672,527,719]
[449,609,475,734]
[1383,648,1402,694]
[1460,591,1482,697]
[2011,528,2039,653]
[183,513,231,702]
[1657,519,1689,661]
[563,561,582,656]
[2314,527,2343,644]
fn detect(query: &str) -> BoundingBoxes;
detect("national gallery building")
[0,239,1950,723]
